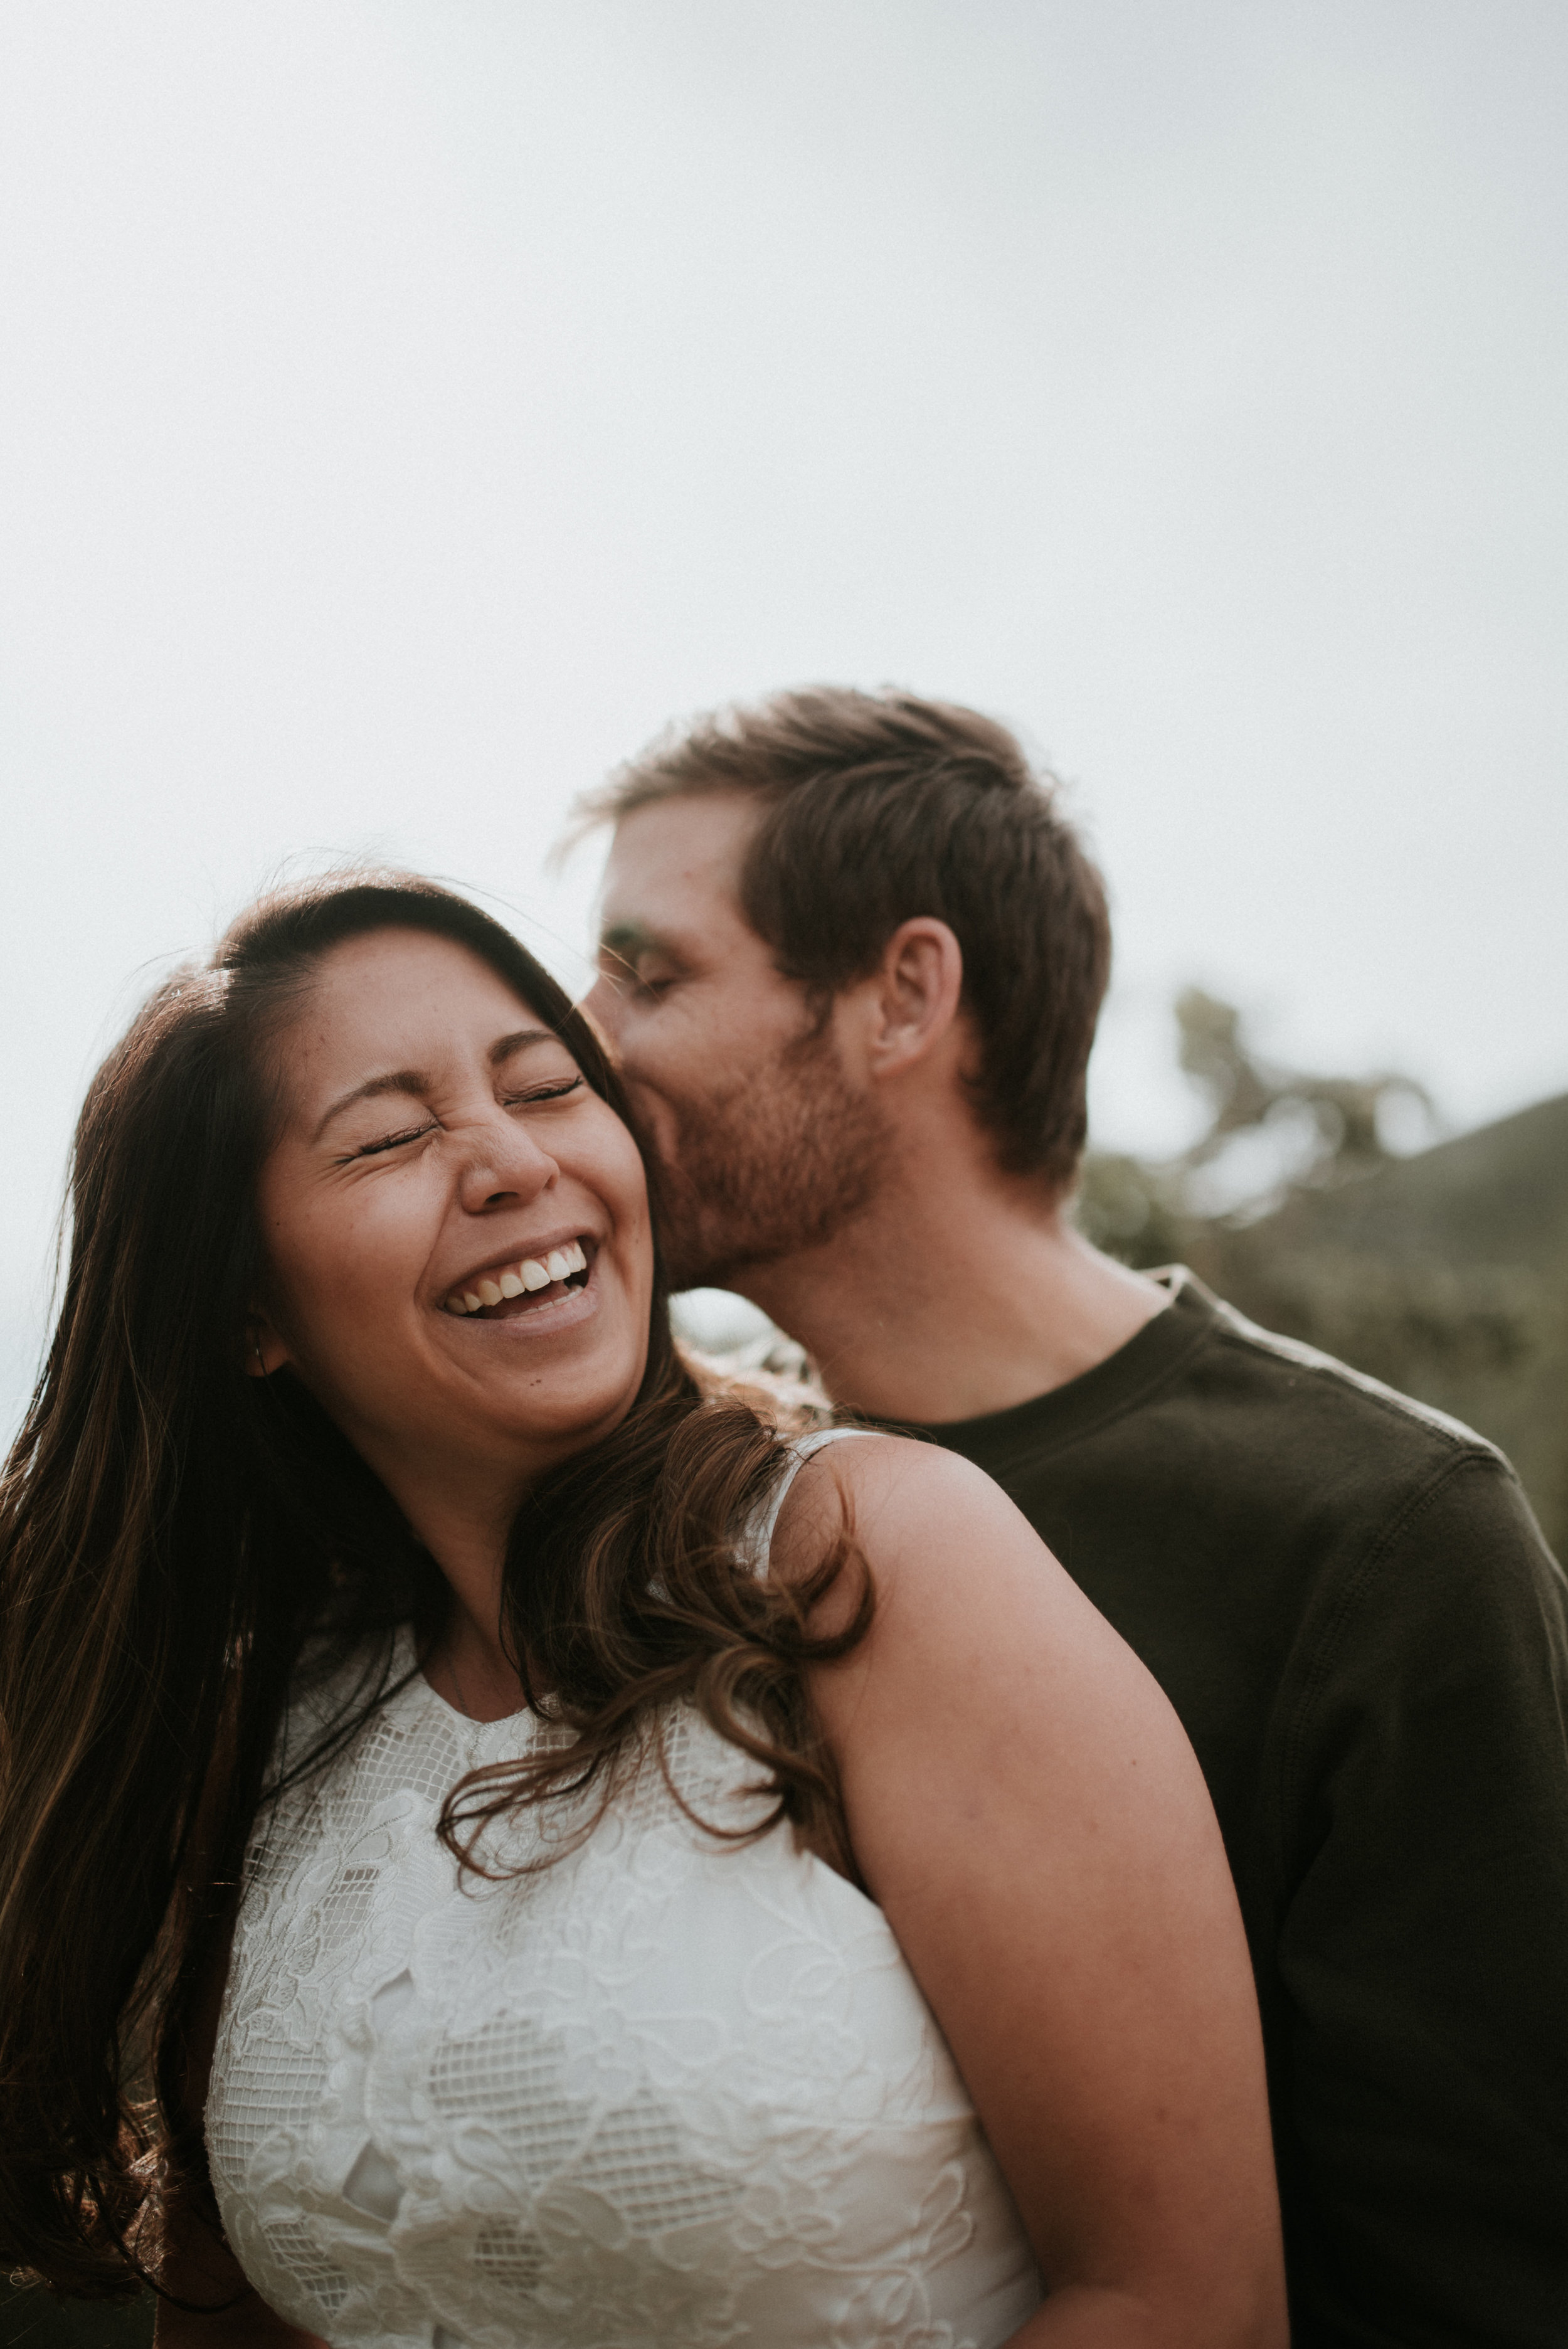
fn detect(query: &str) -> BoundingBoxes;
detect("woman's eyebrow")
[313,1030,557,1140]
[489,1026,557,1066]
[313,1068,430,1142]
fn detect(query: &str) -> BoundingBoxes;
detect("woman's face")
[253,928,654,1506]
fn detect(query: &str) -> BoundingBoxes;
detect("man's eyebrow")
[312,1029,558,1141]
[598,920,662,958]
[597,921,694,981]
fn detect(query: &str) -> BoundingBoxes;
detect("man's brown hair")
[591,686,1111,1194]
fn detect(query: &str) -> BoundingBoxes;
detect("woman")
[0,874,1285,2348]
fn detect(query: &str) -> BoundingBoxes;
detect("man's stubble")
[635,1019,891,1293]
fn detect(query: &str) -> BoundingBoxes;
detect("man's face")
[586,792,889,1292]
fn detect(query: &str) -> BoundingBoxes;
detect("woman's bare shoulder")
[771,1428,1080,1618]
[780,1426,1022,1524]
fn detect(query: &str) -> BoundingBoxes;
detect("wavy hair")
[0,873,866,2304]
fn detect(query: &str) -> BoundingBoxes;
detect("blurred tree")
[1172,987,1434,1187]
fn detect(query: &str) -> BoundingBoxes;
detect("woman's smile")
[442,1233,594,1318]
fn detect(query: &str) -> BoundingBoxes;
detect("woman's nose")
[455,1107,559,1212]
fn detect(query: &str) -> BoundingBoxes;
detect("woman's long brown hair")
[0,874,867,2303]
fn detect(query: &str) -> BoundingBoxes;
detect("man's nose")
[582,973,625,1045]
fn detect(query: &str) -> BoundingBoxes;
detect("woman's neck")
[389,1474,529,1722]
[425,1597,528,1722]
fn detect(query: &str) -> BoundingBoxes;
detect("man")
[581,686,1568,2348]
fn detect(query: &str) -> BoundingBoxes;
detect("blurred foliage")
[1173,987,1434,1185]
[1076,993,1567,1557]
[1076,988,1438,1257]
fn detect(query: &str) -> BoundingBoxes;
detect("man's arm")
[1276,1454,1568,2347]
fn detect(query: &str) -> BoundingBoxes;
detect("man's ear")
[245,1312,290,1379]
[864,918,964,1076]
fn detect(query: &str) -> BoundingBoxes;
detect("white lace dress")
[206,1438,1044,2348]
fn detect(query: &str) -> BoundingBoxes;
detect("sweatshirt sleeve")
[1273,1451,1568,2348]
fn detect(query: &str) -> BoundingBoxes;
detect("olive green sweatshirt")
[891,1269,1568,2347]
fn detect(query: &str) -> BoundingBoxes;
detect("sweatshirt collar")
[861,1266,1222,1473]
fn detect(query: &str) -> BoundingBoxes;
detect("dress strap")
[746,1426,879,1577]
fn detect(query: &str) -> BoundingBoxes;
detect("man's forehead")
[599,792,759,937]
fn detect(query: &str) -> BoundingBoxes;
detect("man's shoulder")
[960,1268,1536,1588]
[1180,1283,1557,1611]
[1191,1278,1506,1481]
[970,1267,1503,1490]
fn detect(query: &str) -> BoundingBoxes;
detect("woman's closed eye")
[346,1118,438,1161]
[344,1077,586,1159]
[502,1077,585,1110]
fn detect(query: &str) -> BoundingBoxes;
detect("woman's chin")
[458,1317,650,1455]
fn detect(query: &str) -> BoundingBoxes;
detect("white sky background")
[2,0,1565,1421]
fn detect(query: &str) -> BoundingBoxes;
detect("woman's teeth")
[445,1240,589,1316]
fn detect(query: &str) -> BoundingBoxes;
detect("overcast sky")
[3,0,1565,1423]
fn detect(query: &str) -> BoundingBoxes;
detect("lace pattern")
[208,1464,1042,2346]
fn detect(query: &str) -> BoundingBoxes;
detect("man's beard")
[637,1021,891,1294]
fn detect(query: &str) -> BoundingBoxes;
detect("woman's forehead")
[276,930,554,1108]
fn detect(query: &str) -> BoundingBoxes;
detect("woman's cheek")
[290,1206,406,1375]
[334,1179,426,1301]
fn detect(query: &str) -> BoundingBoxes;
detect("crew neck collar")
[862,1266,1220,1470]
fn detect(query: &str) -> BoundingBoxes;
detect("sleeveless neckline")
[407,1633,534,1733]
